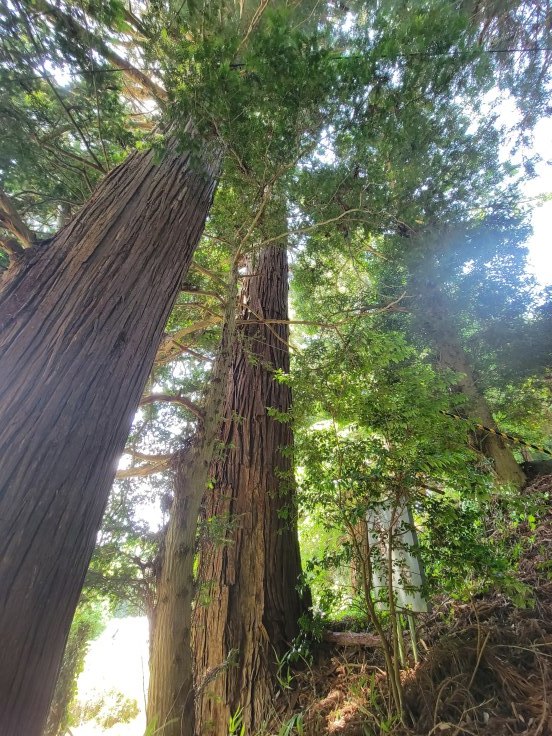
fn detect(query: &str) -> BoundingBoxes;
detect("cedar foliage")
[0,1,551,734]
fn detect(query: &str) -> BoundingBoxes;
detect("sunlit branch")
[33,0,168,102]
[0,188,36,247]
[156,317,221,363]
[139,393,204,420]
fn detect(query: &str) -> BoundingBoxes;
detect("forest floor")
[276,475,552,736]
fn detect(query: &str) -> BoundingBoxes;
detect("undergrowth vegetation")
[270,475,552,736]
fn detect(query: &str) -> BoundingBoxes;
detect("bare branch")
[154,343,211,366]
[179,286,225,304]
[124,449,174,462]
[236,0,270,55]
[140,393,204,419]
[37,124,74,144]
[115,461,171,479]
[156,317,221,363]
[40,142,106,173]
[190,261,228,287]
[235,294,408,332]
[0,237,25,257]
[122,7,149,38]
[115,448,176,479]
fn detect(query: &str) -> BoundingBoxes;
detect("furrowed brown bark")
[146,272,238,736]
[0,139,218,736]
[417,281,525,488]
[195,245,307,735]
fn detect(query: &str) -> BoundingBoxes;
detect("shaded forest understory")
[276,474,552,736]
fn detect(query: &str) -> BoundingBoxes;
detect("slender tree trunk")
[194,245,307,735]
[45,608,101,736]
[417,281,525,487]
[147,273,238,736]
[350,520,370,595]
[0,139,218,736]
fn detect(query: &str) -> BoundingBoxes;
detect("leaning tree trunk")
[417,280,525,488]
[147,273,237,736]
[194,245,307,735]
[0,139,218,736]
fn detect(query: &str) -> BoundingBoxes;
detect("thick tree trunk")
[194,245,307,735]
[147,274,237,736]
[417,281,525,487]
[0,140,218,736]
[449,351,526,487]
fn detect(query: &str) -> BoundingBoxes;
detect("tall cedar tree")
[414,277,526,486]
[195,245,306,734]
[0,140,218,736]
[146,271,238,736]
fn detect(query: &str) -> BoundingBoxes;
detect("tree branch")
[37,123,74,144]
[156,316,221,362]
[140,393,204,419]
[190,261,228,287]
[16,0,108,173]
[0,237,25,257]
[180,286,225,304]
[40,141,106,173]
[154,343,211,367]
[235,295,408,330]
[125,449,175,462]
[115,448,177,479]
[116,461,171,479]
[33,0,168,102]
[236,0,271,55]
[0,188,35,247]
[122,7,149,38]
[258,208,386,258]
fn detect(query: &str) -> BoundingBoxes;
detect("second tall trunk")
[195,245,306,735]
[417,280,525,487]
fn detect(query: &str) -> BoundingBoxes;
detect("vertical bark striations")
[195,245,306,735]
[0,140,218,736]
[147,273,238,736]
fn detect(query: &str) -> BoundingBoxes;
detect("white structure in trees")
[366,500,428,613]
